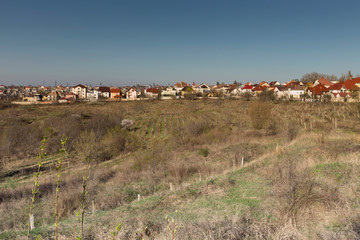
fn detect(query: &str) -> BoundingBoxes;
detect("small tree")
[75,130,98,164]
[247,101,272,129]
[54,135,67,240]
[27,137,47,239]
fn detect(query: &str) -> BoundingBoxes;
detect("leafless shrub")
[247,101,272,130]
[121,119,134,130]
[287,122,300,141]
[179,217,276,240]
[271,157,340,225]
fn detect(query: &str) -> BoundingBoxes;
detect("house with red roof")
[328,82,347,94]
[313,77,333,88]
[259,81,270,87]
[110,88,122,99]
[331,92,352,102]
[145,88,159,98]
[308,84,329,99]
[252,84,268,95]
[240,84,254,94]
[65,92,78,101]
[98,87,111,98]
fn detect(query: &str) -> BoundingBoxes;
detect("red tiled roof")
[259,81,269,86]
[285,80,300,87]
[333,92,351,98]
[241,85,253,90]
[110,88,121,93]
[317,77,333,86]
[328,82,345,91]
[252,85,268,91]
[99,87,110,92]
[146,88,159,93]
[309,84,329,95]
[343,78,360,90]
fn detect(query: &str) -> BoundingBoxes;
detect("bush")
[287,123,300,141]
[199,148,209,157]
[247,101,272,129]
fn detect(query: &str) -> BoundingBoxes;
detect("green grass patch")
[312,162,352,182]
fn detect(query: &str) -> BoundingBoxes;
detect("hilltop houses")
[3,74,360,104]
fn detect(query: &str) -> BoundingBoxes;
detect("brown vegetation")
[1,100,360,239]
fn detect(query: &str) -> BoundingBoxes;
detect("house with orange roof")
[308,84,329,98]
[145,88,159,98]
[258,81,270,87]
[252,84,268,95]
[331,92,352,102]
[110,88,122,99]
[313,77,333,88]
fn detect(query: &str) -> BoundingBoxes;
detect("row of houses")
[1,76,360,103]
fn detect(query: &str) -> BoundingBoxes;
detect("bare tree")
[301,72,338,83]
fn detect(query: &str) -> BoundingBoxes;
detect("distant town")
[1,75,360,104]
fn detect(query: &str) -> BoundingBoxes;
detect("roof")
[275,86,288,91]
[285,80,300,87]
[252,85,268,91]
[328,82,345,91]
[175,81,188,88]
[317,77,333,86]
[309,84,329,95]
[259,81,269,86]
[110,88,121,93]
[98,87,110,92]
[333,92,351,97]
[74,84,87,88]
[288,85,304,91]
[241,85,254,90]
[146,88,159,93]
[343,78,360,90]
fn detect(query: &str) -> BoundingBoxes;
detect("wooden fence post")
[92,200,95,215]
[30,214,34,230]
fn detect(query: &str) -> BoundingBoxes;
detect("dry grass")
[1,100,360,239]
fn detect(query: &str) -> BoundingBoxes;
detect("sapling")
[80,175,89,239]
[111,223,122,240]
[55,134,67,240]
[27,137,47,240]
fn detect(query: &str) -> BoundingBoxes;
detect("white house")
[287,85,305,99]
[71,84,87,99]
[162,86,177,96]
[274,86,287,98]
[194,84,211,95]
[87,89,99,101]
[98,87,111,98]
[126,88,138,99]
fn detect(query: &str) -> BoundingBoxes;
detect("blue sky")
[1,0,359,86]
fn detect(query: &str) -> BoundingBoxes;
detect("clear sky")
[1,0,360,86]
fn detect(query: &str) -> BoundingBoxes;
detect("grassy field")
[1,99,360,239]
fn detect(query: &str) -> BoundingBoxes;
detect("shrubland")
[0,100,360,239]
